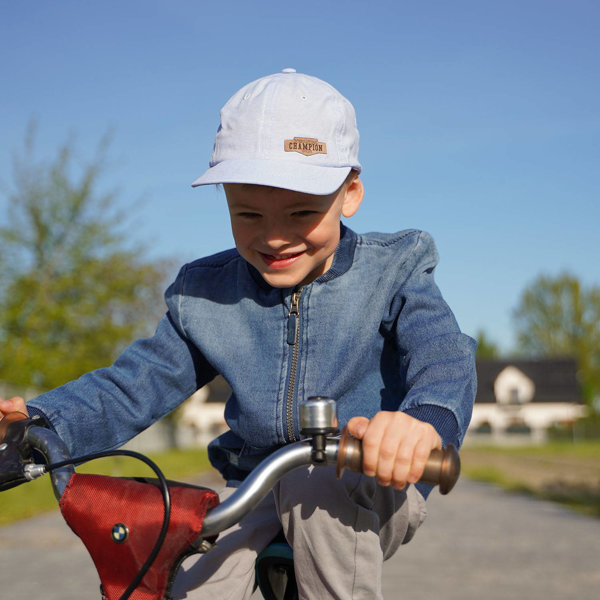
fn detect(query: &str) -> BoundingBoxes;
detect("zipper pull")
[287,289,302,345]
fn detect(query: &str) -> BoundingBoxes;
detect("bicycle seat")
[255,531,298,600]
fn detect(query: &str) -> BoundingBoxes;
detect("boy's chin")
[260,272,307,288]
[258,267,323,288]
[252,256,330,288]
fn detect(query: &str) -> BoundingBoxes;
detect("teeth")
[266,252,301,260]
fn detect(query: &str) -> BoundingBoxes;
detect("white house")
[177,376,230,447]
[467,358,587,443]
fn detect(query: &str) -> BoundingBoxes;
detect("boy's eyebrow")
[228,202,262,211]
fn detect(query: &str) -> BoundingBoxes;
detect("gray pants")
[172,465,427,600]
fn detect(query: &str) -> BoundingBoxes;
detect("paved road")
[1,476,599,599]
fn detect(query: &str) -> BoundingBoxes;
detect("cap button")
[281,68,296,73]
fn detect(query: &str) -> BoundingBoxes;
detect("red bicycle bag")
[59,473,219,600]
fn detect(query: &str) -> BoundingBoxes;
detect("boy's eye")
[292,210,318,217]
[238,212,261,219]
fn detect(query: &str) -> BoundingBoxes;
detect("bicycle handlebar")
[0,400,461,600]
[336,426,461,495]
[1,407,461,540]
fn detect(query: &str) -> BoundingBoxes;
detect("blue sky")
[1,0,598,352]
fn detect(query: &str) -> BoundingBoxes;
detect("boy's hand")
[0,396,28,418]
[347,411,442,490]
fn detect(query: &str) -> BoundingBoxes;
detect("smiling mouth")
[259,251,305,268]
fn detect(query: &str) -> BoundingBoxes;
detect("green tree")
[0,125,171,390]
[513,272,600,408]
[474,329,500,359]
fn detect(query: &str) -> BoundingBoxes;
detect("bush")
[548,414,600,441]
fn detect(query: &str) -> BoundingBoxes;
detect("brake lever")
[0,412,42,491]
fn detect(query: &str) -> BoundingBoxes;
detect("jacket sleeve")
[27,266,218,458]
[388,231,477,449]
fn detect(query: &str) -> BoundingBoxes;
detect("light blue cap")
[192,69,361,195]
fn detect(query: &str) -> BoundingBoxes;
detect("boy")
[0,69,476,598]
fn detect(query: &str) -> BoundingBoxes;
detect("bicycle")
[0,397,460,600]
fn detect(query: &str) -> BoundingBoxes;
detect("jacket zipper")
[285,286,303,442]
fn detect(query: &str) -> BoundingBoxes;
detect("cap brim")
[191,160,355,195]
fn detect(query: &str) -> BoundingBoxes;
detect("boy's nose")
[262,222,293,248]
[263,234,292,251]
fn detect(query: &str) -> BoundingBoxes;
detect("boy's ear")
[341,175,364,218]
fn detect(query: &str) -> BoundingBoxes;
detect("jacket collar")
[316,223,356,283]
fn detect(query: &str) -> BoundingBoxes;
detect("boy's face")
[225,176,363,288]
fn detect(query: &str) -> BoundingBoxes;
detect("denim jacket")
[29,225,477,481]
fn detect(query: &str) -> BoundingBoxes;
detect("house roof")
[204,360,583,406]
[475,358,582,405]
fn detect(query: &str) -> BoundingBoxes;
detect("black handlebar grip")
[0,411,29,443]
[336,427,460,494]
[0,412,35,491]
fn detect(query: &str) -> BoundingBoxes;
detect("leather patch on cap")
[284,137,327,156]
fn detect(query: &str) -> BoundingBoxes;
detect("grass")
[0,447,212,526]
[460,440,600,517]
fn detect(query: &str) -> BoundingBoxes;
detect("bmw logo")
[111,523,129,544]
